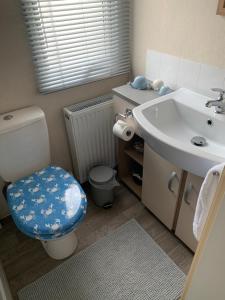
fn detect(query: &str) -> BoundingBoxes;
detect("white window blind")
[21,0,130,93]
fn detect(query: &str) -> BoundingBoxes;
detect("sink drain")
[191,136,207,147]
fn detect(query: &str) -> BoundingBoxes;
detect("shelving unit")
[124,148,143,166]
[118,135,144,199]
[122,175,142,198]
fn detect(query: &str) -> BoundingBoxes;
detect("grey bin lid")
[89,166,114,185]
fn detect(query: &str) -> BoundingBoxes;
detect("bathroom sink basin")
[133,88,225,177]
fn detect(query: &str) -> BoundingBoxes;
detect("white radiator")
[64,95,115,183]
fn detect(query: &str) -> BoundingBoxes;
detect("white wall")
[146,50,225,97]
[132,0,225,75]
[0,0,129,218]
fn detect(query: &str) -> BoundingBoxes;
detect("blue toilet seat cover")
[7,166,87,240]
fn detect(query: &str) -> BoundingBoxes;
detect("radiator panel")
[64,96,115,183]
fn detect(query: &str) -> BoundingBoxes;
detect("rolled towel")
[193,163,225,241]
[130,76,150,90]
[151,79,164,91]
[158,85,173,96]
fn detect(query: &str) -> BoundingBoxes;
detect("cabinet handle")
[184,182,193,205]
[168,171,179,193]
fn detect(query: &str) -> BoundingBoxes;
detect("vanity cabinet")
[175,173,203,252]
[114,95,204,251]
[142,144,182,230]
[142,144,203,251]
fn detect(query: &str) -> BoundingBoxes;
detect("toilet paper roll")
[113,120,135,142]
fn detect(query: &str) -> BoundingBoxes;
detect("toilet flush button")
[3,114,13,121]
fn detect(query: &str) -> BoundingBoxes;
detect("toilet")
[0,106,87,260]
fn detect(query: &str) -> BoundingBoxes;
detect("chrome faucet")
[205,88,225,114]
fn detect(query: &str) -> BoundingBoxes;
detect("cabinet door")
[175,173,203,252]
[142,144,182,230]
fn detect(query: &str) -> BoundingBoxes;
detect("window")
[21,0,130,93]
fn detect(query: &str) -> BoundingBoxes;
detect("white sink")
[133,88,225,177]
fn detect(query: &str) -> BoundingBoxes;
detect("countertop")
[112,83,160,106]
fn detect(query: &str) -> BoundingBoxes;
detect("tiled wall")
[146,50,225,98]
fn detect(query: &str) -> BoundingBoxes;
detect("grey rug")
[18,220,186,300]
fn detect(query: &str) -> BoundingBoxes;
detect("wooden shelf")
[121,175,142,198]
[124,147,143,166]
[118,136,144,199]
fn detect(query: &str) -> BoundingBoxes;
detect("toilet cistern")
[205,88,225,114]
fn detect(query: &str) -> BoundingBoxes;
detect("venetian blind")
[21,0,130,93]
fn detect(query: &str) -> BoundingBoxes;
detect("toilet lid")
[7,166,87,240]
[89,166,114,185]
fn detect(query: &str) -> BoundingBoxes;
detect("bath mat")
[18,219,186,300]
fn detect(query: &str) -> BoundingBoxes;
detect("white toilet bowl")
[41,231,78,260]
[7,166,87,260]
[0,107,87,260]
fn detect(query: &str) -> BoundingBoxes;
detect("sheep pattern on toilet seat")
[7,166,87,240]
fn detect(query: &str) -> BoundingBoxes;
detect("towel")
[193,163,225,241]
